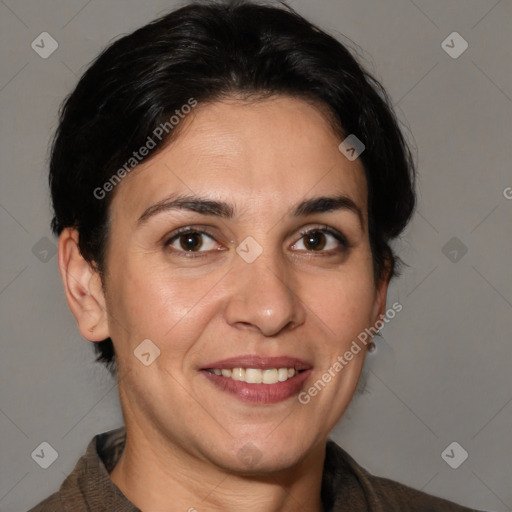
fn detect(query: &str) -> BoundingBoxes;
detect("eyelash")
[163,225,350,258]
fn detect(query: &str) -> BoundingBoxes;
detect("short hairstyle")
[49,0,416,373]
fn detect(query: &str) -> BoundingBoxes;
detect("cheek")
[106,257,221,352]
[302,264,377,345]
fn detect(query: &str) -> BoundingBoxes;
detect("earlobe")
[58,228,110,342]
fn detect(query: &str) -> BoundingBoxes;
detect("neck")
[110,422,325,512]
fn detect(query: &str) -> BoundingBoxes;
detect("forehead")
[111,96,367,222]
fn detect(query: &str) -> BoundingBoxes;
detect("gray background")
[0,0,511,511]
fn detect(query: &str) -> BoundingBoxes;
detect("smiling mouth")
[202,367,312,404]
[200,355,312,403]
[205,367,305,384]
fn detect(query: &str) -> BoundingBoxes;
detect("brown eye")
[290,227,349,253]
[179,232,203,251]
[303,231,327,251]
[166,230,219,253]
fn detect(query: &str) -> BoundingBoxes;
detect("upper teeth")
[208,368,297,384]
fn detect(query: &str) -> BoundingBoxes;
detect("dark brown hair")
[49,0,415,373]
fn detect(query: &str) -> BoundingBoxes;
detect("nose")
[224,249,306,337]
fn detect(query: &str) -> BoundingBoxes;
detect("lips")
[200,355,312,404]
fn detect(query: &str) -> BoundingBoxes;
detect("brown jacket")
[28,427,479,512]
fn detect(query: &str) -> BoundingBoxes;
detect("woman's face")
[102,96,387,472]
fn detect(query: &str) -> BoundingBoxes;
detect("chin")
[213,438,313,476]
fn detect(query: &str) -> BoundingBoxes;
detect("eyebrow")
[137,193,364,229]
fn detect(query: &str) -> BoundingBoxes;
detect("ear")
[58,228,110,342]
[369,260,392,329]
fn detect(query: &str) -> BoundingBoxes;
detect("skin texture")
[58,96,389,512]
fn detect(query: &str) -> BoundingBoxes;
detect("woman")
[30,1,480,510]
